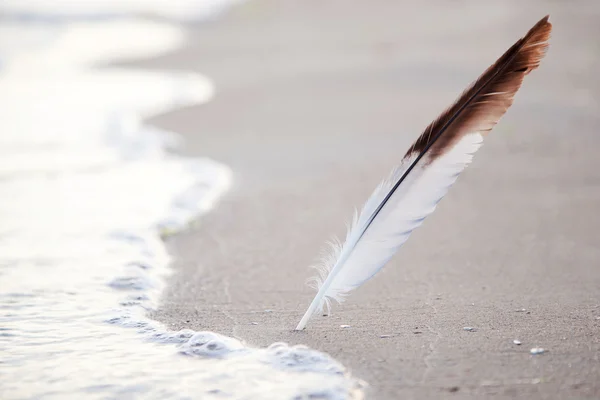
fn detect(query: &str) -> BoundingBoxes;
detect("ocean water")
[0,3,363,399]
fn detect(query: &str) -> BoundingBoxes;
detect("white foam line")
[0,8,364,400]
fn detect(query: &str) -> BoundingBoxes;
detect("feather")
[295,16,552,330]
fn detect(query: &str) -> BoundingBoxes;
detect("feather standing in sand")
[296,16,552,330]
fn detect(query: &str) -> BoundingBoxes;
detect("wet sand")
[143,1,600,398]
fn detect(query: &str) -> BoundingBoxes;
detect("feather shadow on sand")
[296,16,552,330]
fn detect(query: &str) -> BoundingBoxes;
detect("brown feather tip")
[405,16,552,161]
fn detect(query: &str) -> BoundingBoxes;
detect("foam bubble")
[180,332,247,358]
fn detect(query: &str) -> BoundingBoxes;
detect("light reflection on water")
[0,8,362,400]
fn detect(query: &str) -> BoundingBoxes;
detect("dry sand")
[143,1,600,398]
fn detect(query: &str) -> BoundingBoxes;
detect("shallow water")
[0,3,362,399]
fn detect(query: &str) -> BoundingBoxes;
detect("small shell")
[530,347,545,355]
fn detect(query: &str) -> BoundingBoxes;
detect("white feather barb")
[295,135,482,330]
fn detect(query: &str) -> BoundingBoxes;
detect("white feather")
[296,133,484,330]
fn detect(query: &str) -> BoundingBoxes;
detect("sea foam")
[0,3,363,400]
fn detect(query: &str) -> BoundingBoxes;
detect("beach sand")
[142,1,600,398]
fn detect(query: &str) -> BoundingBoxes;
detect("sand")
[143,1,600,398]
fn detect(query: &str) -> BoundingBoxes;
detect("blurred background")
[1,1,599,399]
